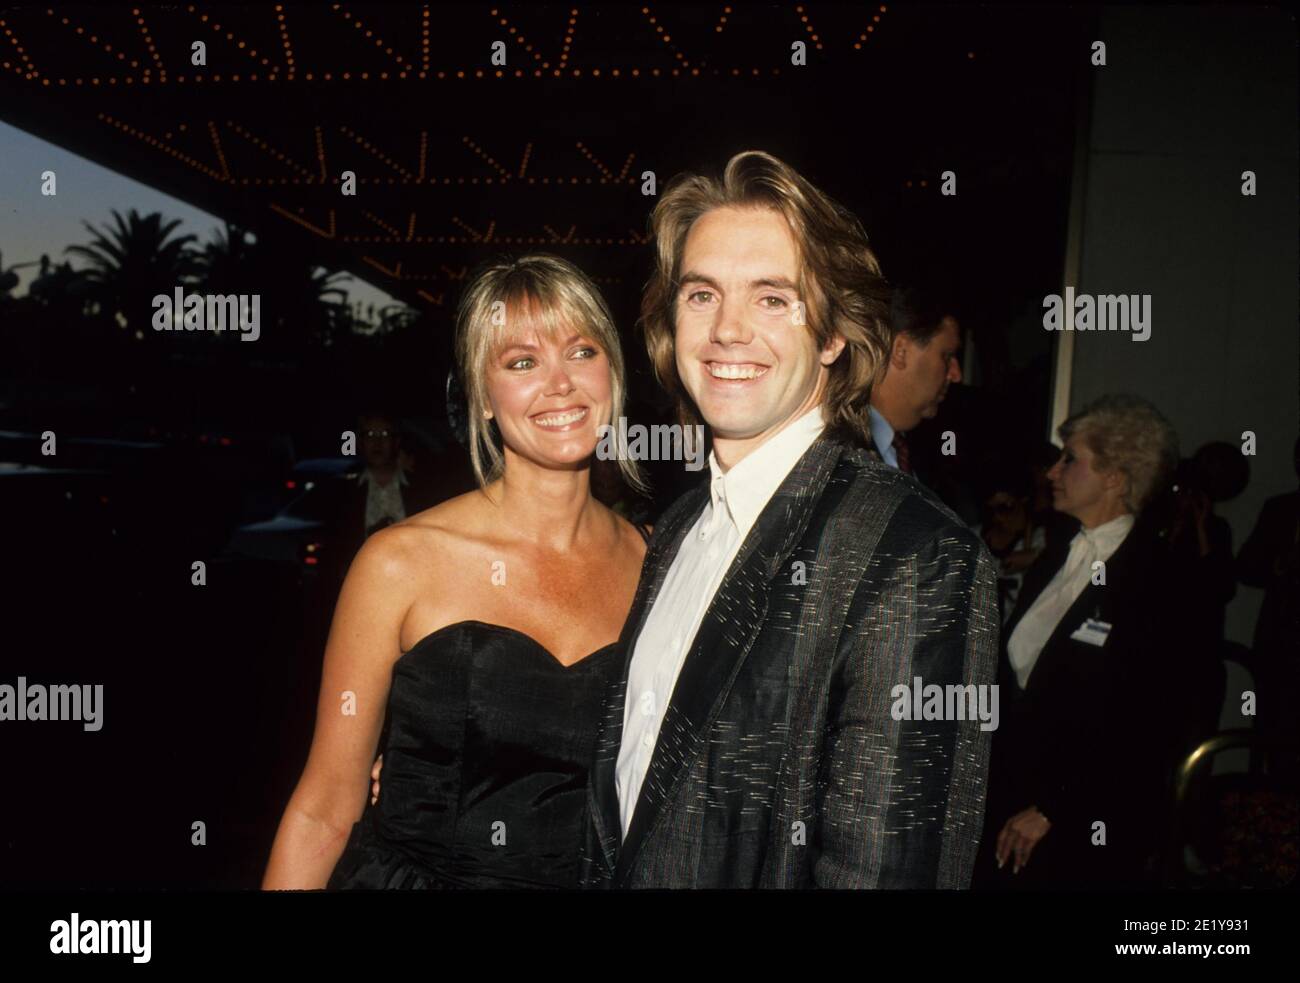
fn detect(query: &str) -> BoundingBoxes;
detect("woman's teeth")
[533,408,588,428]
[708,363,768,380]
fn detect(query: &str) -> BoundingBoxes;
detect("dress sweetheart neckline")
[399,619,620,670]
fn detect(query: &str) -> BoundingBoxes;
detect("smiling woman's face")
[482,313,612,475]
[672,206,843,464]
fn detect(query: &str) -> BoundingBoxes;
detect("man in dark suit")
[866,282,964,482]
[580,152,1000,889]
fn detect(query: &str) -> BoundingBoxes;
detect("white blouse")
[1006,513,1134,689]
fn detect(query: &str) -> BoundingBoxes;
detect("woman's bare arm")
[262,527,415,889]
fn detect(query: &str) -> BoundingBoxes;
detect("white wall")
[1068,6,1298,652]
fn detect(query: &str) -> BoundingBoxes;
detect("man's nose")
[711,298,750,345]
[948,358,963,384]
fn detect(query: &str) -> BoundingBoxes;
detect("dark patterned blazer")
[581,433,1000,888]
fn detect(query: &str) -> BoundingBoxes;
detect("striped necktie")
[892,430,913,474]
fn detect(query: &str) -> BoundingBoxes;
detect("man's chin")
[699,417,756,440]
[684,389,742,428]
[693,403,767,440]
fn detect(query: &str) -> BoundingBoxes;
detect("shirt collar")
[707,407,826,537]
[868,403,895,446]
[868,404,896,464]
[1074,512,1134,555]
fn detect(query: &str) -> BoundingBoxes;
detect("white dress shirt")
[868,404,899,470]
[357,466,409,534]
[1005,512,1134,689]
[615,407,827,837]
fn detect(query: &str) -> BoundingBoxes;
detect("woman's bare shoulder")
[344,521,427,589]
[398,488,493,544]
[341,492,484,587]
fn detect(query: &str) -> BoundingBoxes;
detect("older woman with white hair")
[977,393,1194,889]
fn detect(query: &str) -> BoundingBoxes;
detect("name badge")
[1070,618,1112,647]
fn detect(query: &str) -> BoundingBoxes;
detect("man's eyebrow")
[752,275,798,291]
[677,271,799,291]
[677,270,720,291]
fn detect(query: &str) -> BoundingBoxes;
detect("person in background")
[354,408,427,536]
[1160,442,1246,647]
[975,462,1047,624]
[314,409,429,595]
[867,282,963,479]
[976,394,1196,889]
[1237,435,1300,769]
[1156,441,1246,742]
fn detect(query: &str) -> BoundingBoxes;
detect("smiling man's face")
[673,206,844,469]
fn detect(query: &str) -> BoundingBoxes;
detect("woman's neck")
[1077,501,1130,530]
[482,453,602,553]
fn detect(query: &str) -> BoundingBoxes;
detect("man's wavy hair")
[639,150,893,447]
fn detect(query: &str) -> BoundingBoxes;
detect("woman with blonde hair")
[264,254,650,889]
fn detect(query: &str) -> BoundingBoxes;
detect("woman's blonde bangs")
[453,254,646,493]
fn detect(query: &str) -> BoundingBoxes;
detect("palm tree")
[64,208,199,336]
[295,264,353,349]
[196,221,258,296]
[194,222,355,353]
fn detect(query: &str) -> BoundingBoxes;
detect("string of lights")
[6,3,900,300]
[8,4,900,85]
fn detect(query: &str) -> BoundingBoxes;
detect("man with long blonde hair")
[582,151,1000,888]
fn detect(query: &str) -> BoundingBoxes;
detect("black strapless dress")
[327,620,618,889]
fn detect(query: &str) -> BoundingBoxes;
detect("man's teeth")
[533,408,588,427]
[708,363,768,380]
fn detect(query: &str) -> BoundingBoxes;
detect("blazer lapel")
[1019,519,1143,700]
[614,437,847,883]
[586,481,709,877]
[1004,532,1073,643]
